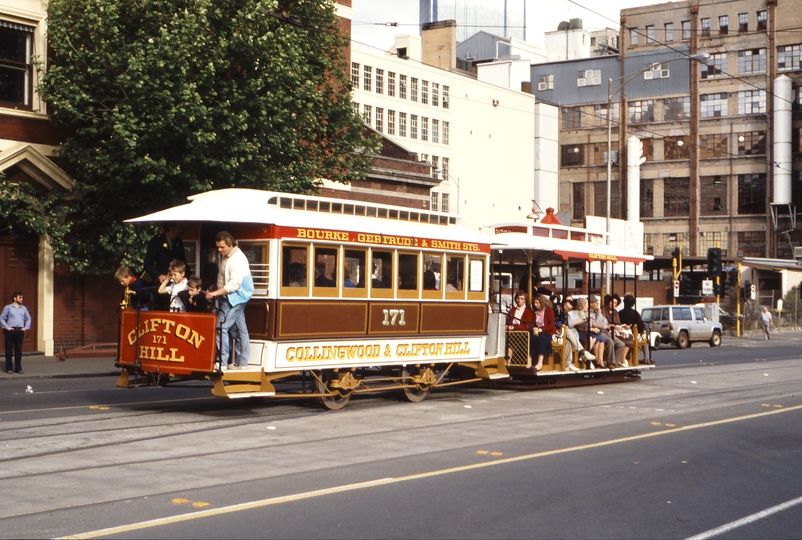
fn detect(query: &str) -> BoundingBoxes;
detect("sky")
[350,0,648,51]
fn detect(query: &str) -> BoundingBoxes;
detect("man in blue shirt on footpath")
[1,291,32,374]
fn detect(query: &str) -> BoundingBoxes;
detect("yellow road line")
[0,397,210,416]
[63,402,802,539]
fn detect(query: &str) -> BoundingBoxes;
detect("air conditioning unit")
[538,82,548,91]
[577,78,587,87]
[585,70,594,78]
[592,76,601,85]
[644,71,654,80]
[794,246,802,259]
[661,69,670,78]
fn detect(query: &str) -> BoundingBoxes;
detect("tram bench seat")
[613,325,649,367]
[504,327,570,373]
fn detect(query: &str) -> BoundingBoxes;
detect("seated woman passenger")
[570,297,606,368]
[506,291,555,372]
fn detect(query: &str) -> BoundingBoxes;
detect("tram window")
[319,201,330,212]
[280,197,292,209]
[445,254,465,296]
[371,250,393,291]
[400,210,409,220]
[429,214,438,224]
[344,250,366,289]
[355,205,366,216]
[344,204,354,214]
[389,209,398,219]
[282,245,308,288]
[240,243,269,294]
[314,247,338,288]
[468,258,485,292]
[398,252,419,295]
[293,199,304,209]
[423,254,442,291]
[410,212,419,222]
[439,216,448,225]
[307,200,318,211]
[367,207,377,217]
[331,203,342,213]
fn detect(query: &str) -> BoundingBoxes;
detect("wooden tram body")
[117,189,507,408]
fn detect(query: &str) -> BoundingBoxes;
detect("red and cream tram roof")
[488,221,652,264]
[126,188,492,252]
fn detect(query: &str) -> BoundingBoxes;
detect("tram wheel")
[401,366,434,403]
[315,371,352,410]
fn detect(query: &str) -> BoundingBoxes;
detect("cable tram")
[116,189,508,409]
[484,210,655,385]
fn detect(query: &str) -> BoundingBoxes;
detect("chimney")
[421,19,457,72]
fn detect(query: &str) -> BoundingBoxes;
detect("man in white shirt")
[206,231,253,370]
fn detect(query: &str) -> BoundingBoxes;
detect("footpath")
[1,329,796,381]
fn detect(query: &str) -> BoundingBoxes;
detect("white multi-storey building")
[350,23,559,232]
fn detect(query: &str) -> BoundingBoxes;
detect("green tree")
[38,0,376,274]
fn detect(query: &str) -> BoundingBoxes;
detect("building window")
[701,93,728,117]
[399,112,407,137]
[739,12,748,32]
[577,69,601,87]
[363,66,372,91]
[432,83,439,107]
[572,183,585,221]
[432,119,439,143]
[388,110,395,135]
[664,177,691,217]
[738,231,765,257]
[595,102,620,124]
[646,25,655,43]
[431,192,439,212]
[702,53,726,78]
[592,143,618,165]
[628,100,655,123]
[350,62,360,87]
[701,17,710,37]
[640,179,654,218]
[411,78,418,101]
[682,20,691,40]
[388,72,395,97]
[700,134,728,158]
[431,156,439,179]
[352,102,359,114]
[738,174,766,214]
[757,10,767,31]
[441,193,450,213]
[562,107,582,128]
[738,131,766,155]
[442,157,449,181]
[443,85,450,108]
[641,138,655,161]
[664,97,690,120]
[421,117,428,141]
[421,80,429,105]
[561,144,584,167]
[738,90,766,115]
[699,231,727,253]
[443,121,449,145]
[664,23,674,42]
[664,136,690,160]
[719,15,728,34]
[701,176,728,215]
[538,74,554,91]
[738,48,766,74]
[362,104,372,127]
[375,69,384,94]
[778,44,802,72]
[399,75,407,99]
[630,27,638,46]
[410,114,418,139]
[594,180,619,218]
[375,107,384,133]
[663,232,690,256]
[0,22,33,107]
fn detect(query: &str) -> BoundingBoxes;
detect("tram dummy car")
[117,189,653,408]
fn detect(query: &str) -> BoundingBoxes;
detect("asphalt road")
[1,332,801,539]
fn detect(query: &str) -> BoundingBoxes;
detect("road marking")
[685,494,802,540]
[0,397,210,416]
[62,402,802,540]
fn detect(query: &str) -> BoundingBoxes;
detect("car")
[641,305,723,349]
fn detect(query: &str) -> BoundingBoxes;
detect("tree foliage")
[38,0,377,274]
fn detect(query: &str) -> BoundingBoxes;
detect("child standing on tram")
[157,260,189,312]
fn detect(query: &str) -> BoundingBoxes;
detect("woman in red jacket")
[506,291,555,371]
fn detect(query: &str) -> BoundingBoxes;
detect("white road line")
[686,494,802,540]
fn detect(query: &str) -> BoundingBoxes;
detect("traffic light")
[707,247,722,278]
[679,273,692,295]
[743,280,751,300]
[718,278,727,297]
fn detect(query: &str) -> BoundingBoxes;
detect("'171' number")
[382,309,406,326]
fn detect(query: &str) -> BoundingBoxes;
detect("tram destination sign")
[279,226,490,253]
[118,311,218,374]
